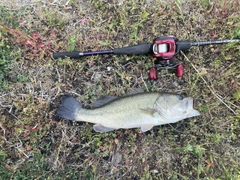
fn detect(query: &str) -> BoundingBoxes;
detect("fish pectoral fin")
[140,108,156,116]
[140,124,154,132]
[93,124,117,133]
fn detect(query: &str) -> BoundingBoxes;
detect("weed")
[46,12,66,29]
[0,30,20,90]
[108,19,118,31]
[200,0,211,8]
[0,0,240,179]
[0,79,9,91]
[233,91,240,100]
[0,33,18,74]
[0,6,19,28]
[174,0,183,15]
[91,0,105,11]
[67,36,77,52]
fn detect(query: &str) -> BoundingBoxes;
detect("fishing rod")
[53,36,240,80]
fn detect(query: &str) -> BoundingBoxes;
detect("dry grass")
[0,0,240,179]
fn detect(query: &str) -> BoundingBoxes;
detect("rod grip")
[113,44,152,55]
[53,51,81,59]
[176,40,191,50]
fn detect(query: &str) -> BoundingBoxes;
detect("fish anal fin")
[93,124,117,133]
[140,108,156,116]
[140,124,154,132]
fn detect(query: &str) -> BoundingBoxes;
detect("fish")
[55,92,200,133]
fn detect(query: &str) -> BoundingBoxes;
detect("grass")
[0,0,240,179]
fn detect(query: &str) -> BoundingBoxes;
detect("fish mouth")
[187,109,201,117]
[183,97,200,117]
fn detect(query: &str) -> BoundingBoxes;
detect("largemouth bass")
[56,92,200,133]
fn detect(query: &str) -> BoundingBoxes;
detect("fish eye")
[177,95,184,100]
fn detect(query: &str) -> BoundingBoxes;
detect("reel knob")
[149,67,157,80]
[176,64,184,77]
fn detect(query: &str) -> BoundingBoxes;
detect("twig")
[181,51,236,115]
[0,125,7,142]
[15,137,30,158]
[56,68,62,83]
[141,73,149,92]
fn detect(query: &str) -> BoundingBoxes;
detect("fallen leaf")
[26,145,31,151]
[5,164,11,169]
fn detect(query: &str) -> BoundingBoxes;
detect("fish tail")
[56,94,82,121]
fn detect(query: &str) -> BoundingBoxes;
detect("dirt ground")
[0,0,240,179]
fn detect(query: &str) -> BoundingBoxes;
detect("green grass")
[0,0,240,179]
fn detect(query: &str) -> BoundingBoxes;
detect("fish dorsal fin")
[140,108,156,116]
[92,88,144,107]
[140,124,154,132]
[92,96,118,107]
[125,88,144,95]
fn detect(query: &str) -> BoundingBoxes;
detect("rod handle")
[53,51,82,59]
[113,44,152,55]
[176,40,191,51]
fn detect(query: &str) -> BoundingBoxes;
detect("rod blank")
[191,39,240,46]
